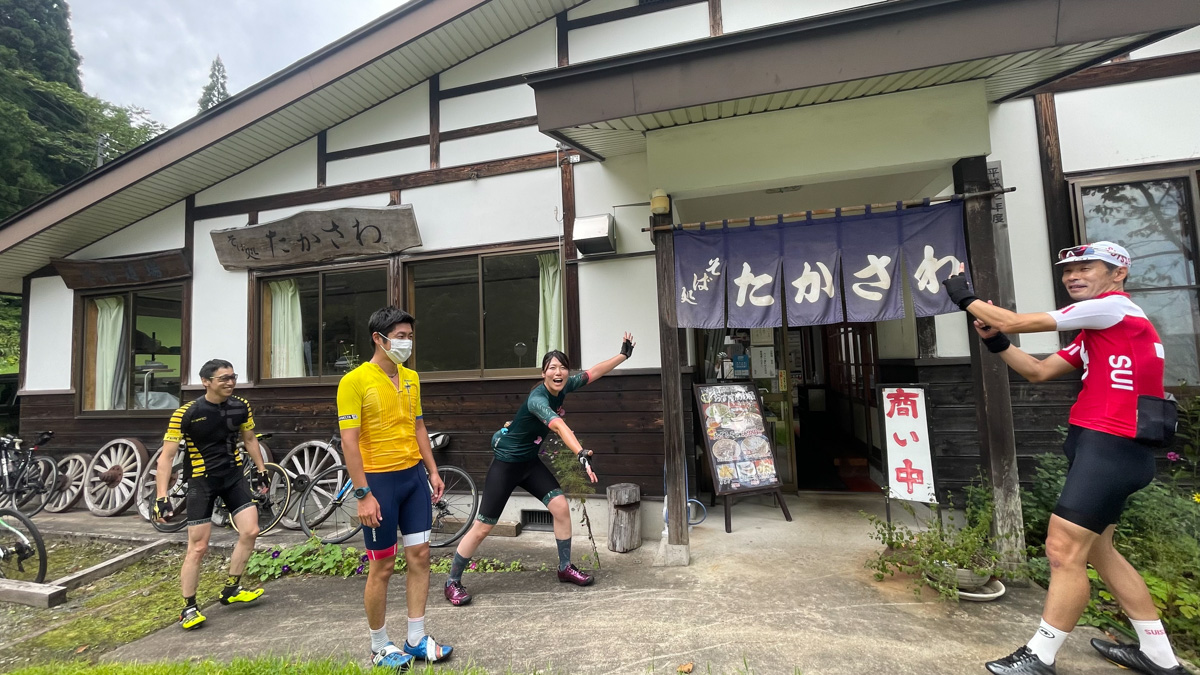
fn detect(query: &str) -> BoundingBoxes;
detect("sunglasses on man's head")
[207,374,238,383]
[1057,245,1095,261]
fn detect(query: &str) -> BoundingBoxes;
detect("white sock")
[1130,618,1179,668]
[369,625,390,653]
[1026,618,1070,665]
[407,616,426,647]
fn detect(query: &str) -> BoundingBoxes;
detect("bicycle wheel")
[430,465,478,548]
[299,464,361,544]
[0,508,47,583]
[231,463,291,535]
[138,447,189,533]
[277,440,341,530]
[84,438,148,517]
[45,453,89,513]
[14,456,58,517]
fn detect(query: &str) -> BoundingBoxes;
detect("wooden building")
[3,0,1200,549]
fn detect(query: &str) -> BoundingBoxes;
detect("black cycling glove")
[251,470,270,491]
[578,449,594,468]
[982,332,1011,354]
[154,497,173,520]
[620,338,634,359]
[941,273,978,311]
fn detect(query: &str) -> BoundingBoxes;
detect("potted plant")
[863,479,1004,601]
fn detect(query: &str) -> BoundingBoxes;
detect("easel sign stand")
[694,382,793,533]
[876,384,940,527]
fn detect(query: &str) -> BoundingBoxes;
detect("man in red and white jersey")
[942,242,1184,675]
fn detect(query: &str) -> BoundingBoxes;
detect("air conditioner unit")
[573,214,616,256]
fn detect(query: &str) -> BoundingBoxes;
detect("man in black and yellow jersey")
[337,307,453,669]
[154,359,269,630]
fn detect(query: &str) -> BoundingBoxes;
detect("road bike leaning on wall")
[136,433,290,535]
[297,432,477,547]
[0,431,58,517]
[0,507,46,583]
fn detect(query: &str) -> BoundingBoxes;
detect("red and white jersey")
[1051,291,1165,439]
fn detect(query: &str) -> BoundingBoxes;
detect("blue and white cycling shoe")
[403,635,453,662]
[371,642,414,669]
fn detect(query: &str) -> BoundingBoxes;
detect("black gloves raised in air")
[620,338,634,359]
[941,273,978,311]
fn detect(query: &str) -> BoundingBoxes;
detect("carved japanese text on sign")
[53,249,191,290]
[694,382,781,496]
[209,205,421,270]
[880,386,937,504]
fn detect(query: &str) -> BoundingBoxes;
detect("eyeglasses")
[1058,245,1094,261]
[207,374,238,383]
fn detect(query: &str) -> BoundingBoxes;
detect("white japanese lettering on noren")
[790,262,835,303]
[912,245,961,294]
[733,262,776,307]
[851,254,893,301]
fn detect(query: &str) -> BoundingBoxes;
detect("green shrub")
[245,538,524,583]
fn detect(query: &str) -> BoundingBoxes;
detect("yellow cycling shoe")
[218,586,264,605]
[179,606,206,630]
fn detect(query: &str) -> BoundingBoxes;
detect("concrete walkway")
[40,494,1137,674]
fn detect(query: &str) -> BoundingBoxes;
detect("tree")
[0,295,20,373]
[0,0,82,90]
[197,56,229,112]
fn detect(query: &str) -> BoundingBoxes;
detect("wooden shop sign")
[52,249,191,290]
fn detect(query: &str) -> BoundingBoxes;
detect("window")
[258,266,387,381]
[82,286,184,411]
[1072,167,1200,387]
[408,249,562,377]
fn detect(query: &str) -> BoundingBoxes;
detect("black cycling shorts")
[477,458,563,525]
[1053,425,1155,534]
[186,470,255,526]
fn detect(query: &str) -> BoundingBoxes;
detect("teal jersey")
[492,372,590,462]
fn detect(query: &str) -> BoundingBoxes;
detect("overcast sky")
[69,0,411,129]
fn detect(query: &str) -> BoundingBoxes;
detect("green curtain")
[93,296,125,410]
[268,279,306,378]
[536,252,563,359]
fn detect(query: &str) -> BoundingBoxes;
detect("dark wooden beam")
[708,0,722,36]
[326,134,430,163]
[18,274,30,392]
[1033,93,1076,319]
[916,316,936,358]
[247,211,258,226]
[193,151,564,220]
[439,116,539,142]
[954,156,1025,573]
[388,190,400,206]
[429,74,440,170]
[652,207,689,551]
[556,12,569,67]
[182,195,195,386]
[561,158,581,363]
[566,0,703,30]
[1028,49,1200,96]
[316,131,327,187]
[439,74,527,100]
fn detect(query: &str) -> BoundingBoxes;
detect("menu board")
[694,382,781,496]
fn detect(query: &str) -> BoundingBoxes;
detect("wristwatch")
[353,485,371,499]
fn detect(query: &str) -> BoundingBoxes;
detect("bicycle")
[297,432,478,547]
[276,432,343,531]
[0,431,58,517]
[0,507,46,583]
[137,434,290,535]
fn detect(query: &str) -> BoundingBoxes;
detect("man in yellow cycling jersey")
[154,359,269,630]
[338,307,452,669]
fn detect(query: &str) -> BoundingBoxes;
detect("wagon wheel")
[84,438,148,516]
[45,453,90,513]
[277,440,341,530]
[136,446,187,524]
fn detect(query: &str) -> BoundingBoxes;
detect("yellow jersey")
[336,362,423,472]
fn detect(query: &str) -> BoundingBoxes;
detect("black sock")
[221,574,241,595]
[447,553,470,585]
[183,595,197,609]
[556,538,571,571]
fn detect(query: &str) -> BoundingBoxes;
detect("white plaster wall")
[647,81,991,197]
[569,3,710,64]
[440,127,558,167]
[69,201,186,259]
[578,256,660,369]
[326,83,429,152]
[440,86,537,131]
[1131,27,1200,59]
[326,145,429,186]
[574,152,654,254]
[401,168,562,251]
[190,216,251,382]
[441,22,556,89]
[1056,74,1200,173]
[258,193,393,224]
[567,0,635,21]
[986,99,1060,355]
[24,276,74,391]
[195,139,317,207]
[722,0,872,34]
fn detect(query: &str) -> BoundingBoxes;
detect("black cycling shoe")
[985,646,1057,675]
[1090,638,1187,675]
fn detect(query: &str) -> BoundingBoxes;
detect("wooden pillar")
[1034,92,1077,345]
[561,158,581,362]
[652,209,690,564]
[428,74,440,170]
[954,156,1027,572]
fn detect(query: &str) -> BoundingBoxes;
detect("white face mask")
[379,334,412,364]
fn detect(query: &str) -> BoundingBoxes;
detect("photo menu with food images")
[694,382,780,496]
